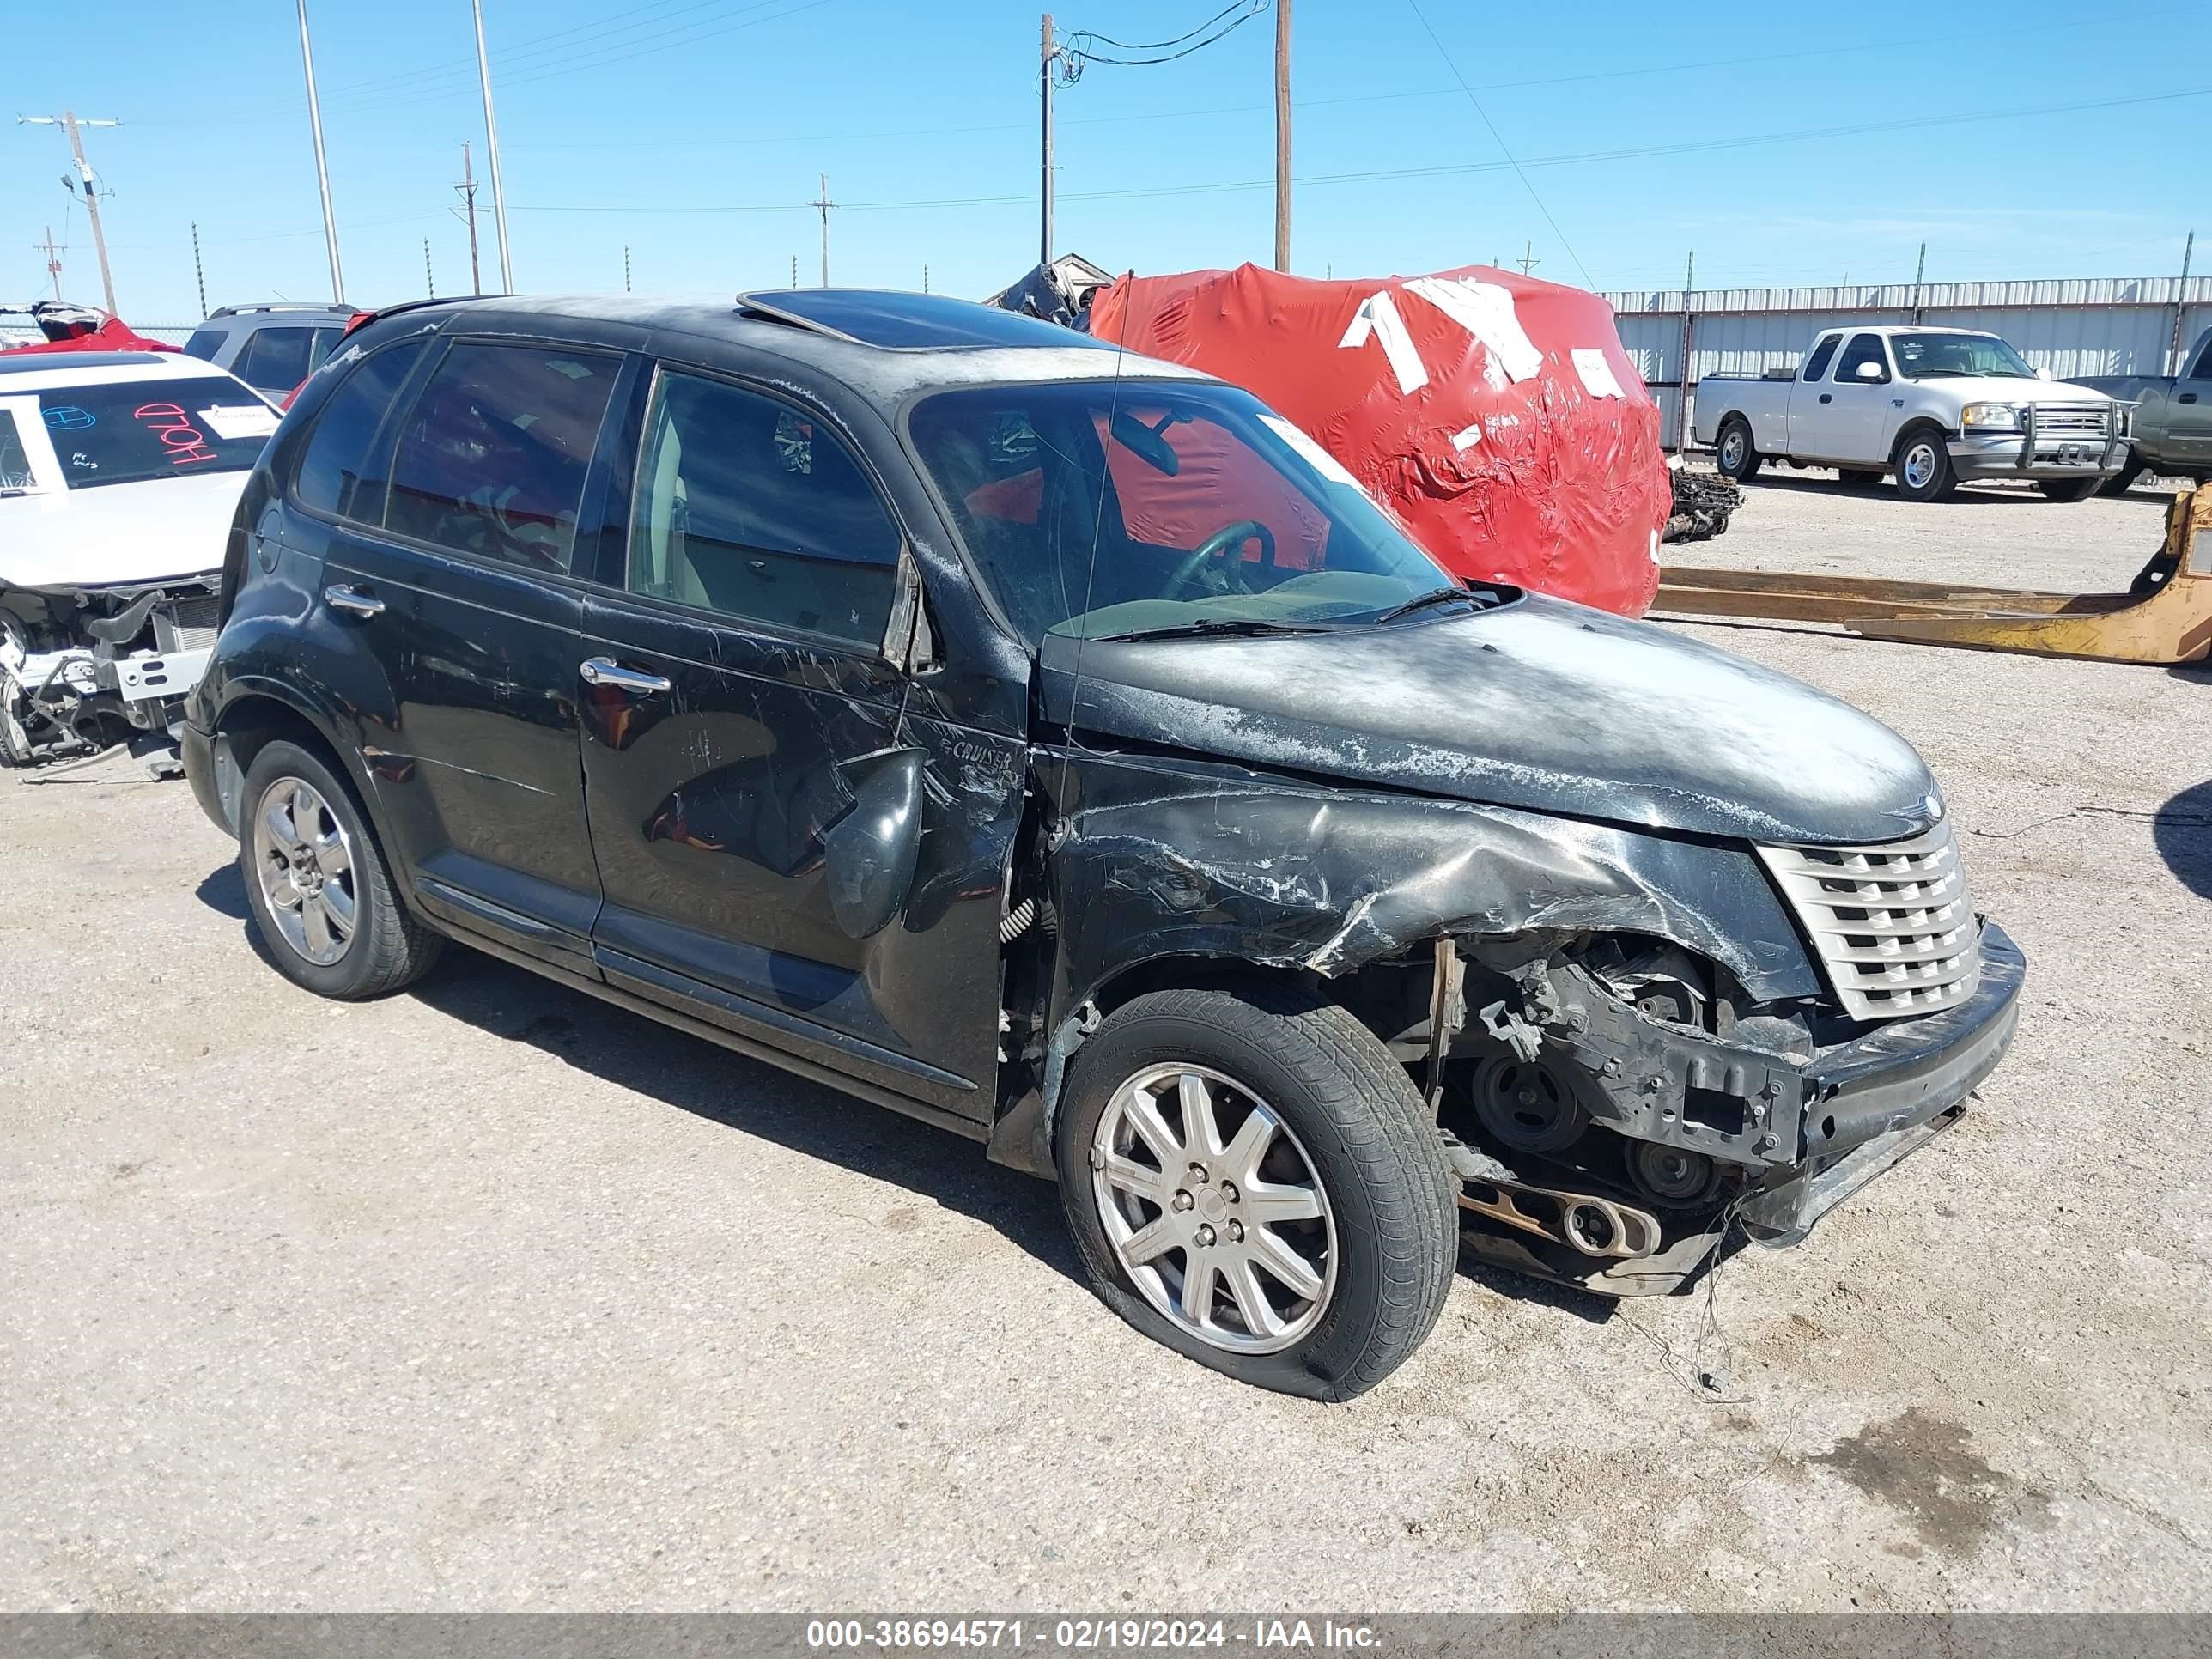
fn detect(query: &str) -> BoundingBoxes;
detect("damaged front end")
[0,577,222,772]
[1004,749,2023,1298]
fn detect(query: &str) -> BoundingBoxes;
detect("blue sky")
[6,0,2206,325]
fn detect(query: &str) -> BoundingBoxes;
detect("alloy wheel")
[1090,1062,1337,1355]
[252,776,358,966]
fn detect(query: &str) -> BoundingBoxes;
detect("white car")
[0,349,277,768]
[1691,325,2130,501]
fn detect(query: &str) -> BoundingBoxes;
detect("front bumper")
[1737,920,2024,1242]
[1949,416,2127,481]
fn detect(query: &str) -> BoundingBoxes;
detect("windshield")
[1890,332,2036,380]
[908,380,1464,643]
[33,377,276,489]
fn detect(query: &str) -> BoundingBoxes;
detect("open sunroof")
[733,289,1115,352]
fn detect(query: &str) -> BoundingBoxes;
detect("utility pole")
[1911,240,1927,323]
[791,255,799,289]
[624,246,632,293]
[1039,12,1056,268]
[452,140,482,295]
[811,173,835,286]
[1516,240,1540,275]
[472,0,514,291]
[2171,230,2196,374]
[1272,0,1291,271]
[293,3,345,302]
[1675,250,1695,457]
[20,113,120,314]
[191,222,207,316]
[922,264,930,295]
[35,226,64,302]
[424,239,435,298]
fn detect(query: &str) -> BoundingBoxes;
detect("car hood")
[1932,376,2114,405]
[1039,594,1942,847]
[0,469,245,589]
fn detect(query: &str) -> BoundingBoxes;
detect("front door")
[1808,331,1896,464]
[305,334,625,971]
[2171,333,2212,465]
[578,365,1018,1120]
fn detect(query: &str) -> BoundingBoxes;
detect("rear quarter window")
[293,340,429,522]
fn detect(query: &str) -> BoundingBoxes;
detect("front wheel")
[1056,986,1456,1401]
[1893,429,1956,501]
[238,738,442,1000]
[2038,478,2100,503]
[1715,417,1762,483]
[2099,455,2147,497]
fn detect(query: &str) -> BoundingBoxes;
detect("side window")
[627,370,902,645]
[1835,333,1891,385]
[1801,335,1841,383]
[181,327,227,362]
[293,340,428,522]
[234,327,319,392]
[2191,337,2212,381]
[386,342,620,574]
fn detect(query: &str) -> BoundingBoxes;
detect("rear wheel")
[1056,986,1456,1401]
[1715,417,1763,483]
[2038,478,2100,503]
[1893,428,1956,501]
[238,739,441,1000]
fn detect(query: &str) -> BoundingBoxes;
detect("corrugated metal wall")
[1606,276,2212,447]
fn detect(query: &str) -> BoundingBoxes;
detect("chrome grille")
[1756,821,1980,1021]
[154,595,222,653]
[2030,404,2109,436]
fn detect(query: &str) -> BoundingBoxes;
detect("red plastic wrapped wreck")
[1086,263,1668,617]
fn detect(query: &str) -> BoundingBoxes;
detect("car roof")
[200,303,357,323]
[0,351,258,389]
[388,290,1212,402]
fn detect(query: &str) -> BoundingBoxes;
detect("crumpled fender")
[1042,750,1820,1024]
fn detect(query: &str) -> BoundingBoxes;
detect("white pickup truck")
[1692,325,2130,501]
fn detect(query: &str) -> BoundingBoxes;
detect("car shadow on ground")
[1740,474,2072,507]
[194,861,1660,1318]
[2152,775,2212,900]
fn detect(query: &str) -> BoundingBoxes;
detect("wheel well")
[1086,954,1320,1021]
[1892,416,1950,459]
[217,694,341,781]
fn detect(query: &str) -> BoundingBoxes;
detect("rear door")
[575,362,1014,1119]
[1784,332,1843,458]
[301,334,627,972]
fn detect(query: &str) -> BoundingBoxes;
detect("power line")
[325,0,831,113]
[1064,0,1268,67]
[1403,0,1591,288]
[506,82,2212,220]
[327,0,757,98]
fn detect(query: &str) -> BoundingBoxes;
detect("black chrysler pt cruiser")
[185,289,2023,1398]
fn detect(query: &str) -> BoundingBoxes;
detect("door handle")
[1818,393,1832,404]
[2180,392,2199,404]
[579,657,672,695]
[324,582,385,618]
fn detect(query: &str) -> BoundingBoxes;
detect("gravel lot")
[3,473,2208,1613]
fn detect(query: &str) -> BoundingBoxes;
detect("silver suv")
[182,303,361,399]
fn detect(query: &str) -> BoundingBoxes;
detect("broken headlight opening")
[0,577,222,773]
[1417,915,2021,1297]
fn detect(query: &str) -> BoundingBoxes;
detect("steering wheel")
[1166,520,1276,599]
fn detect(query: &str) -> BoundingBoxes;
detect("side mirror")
[1855,360,1884,380]
[2035,367,2053,381]
[823,747,926,939]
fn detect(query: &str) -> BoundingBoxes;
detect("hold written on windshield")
[133,402,222,466]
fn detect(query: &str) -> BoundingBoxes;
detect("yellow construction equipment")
[1653,483,2212,665]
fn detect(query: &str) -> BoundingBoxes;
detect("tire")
[0,697,33,768]
[1893,428,1956,501]
[2038,478,2100,503]
[237,738,441,1000]
[1837,468,1882,487]
[2099,455,2146,497]
[1715,417,1762,483]
[1056,985,1457,1401]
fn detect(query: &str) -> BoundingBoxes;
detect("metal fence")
[1605,276,2212,448]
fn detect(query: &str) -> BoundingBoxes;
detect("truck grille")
[154,595,222,653]
[1755,821,1981,1021]
[2031,404,2109,436]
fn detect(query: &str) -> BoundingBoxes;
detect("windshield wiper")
[1371,585,1474,623]
[1090,617,1323,644]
